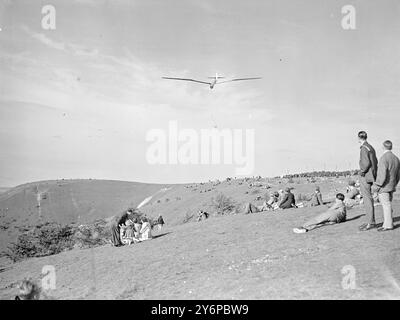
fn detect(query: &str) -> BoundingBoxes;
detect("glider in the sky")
[162,73,262,89]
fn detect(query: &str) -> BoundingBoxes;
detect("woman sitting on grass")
[308,186,323,207]
[120,218,139,245]
[110,209,134,247]
[134,217,152,241]
[293,193,346,233]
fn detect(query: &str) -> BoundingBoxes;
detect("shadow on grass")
[152,232,172,240]
[346,214,364,222]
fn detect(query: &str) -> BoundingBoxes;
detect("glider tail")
[208,73,224,79]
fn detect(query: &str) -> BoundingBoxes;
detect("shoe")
[358,223,367,230]
[293,227,307,234]
[359,223,376,231]
[377,227,394,232]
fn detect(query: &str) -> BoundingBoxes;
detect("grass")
[1,200,399,299]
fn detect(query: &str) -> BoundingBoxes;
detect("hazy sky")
[0,0,399,186]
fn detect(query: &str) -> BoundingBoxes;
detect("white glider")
[162,73,261,89]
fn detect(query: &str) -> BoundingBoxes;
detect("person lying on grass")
[293,193,346,234]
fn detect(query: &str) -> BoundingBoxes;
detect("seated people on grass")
[110,208,134,247]
[197,210,210,222]
[279,187,296,209]
[133,217,153,241]
[266,191,280,210]
[275,189,284,207]
[309,186,323,206]
[345,180,361,207]
[243,191,280,214]
[293,193,346,233]
[120,218,139,245]
[139,217,152,241]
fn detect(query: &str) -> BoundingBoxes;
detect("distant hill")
[0,179,170,225]
[283,170,358,178]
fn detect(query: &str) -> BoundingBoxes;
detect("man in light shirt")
[372,140,400,231]
[293,193,347,233]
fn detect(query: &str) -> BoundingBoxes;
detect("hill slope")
[0,176,358,252]
[0,199,399,299]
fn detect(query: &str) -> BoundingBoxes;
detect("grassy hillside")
[138,176,349,225]
[0,198,399,299]
[0,176,360,253]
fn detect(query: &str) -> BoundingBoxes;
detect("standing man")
[372,140,400,231]
[110,208,134,247]
[357,131,378,231]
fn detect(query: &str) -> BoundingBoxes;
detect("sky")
[0,0,399,187]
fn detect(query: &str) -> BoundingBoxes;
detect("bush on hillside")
[211,193,238,215]
[1,219,114,262]
[73,219,111,249]
[2,222,76,262]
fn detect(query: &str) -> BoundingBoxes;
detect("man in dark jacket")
[280,187,296,209]
[357,131,378,231]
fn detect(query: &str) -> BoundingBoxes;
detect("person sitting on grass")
[266,191,280,210]
[309,186,323,207]
[110,208,134,247]
[293,193,346,233]
[243,191,280,214]
[344,180,361,207]
[120,218,139,245]
[136,217,152,241]
[279,187,296,209]
[196,210,210,222]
